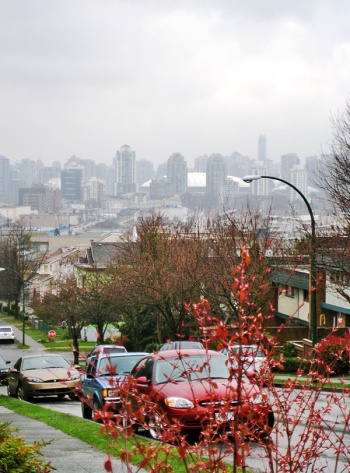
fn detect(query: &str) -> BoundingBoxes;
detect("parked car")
[86,344,127,360]
[220,344,269,380]
[0,353,10,383]
[159,340,204,351]
[0,326,15,343]
[123,349,274,440]
[7,354,81,401]
[80,352,147,420]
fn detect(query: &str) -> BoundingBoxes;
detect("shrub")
[315,334,350,375]
[273,357,311,373]
[0,421,52,473]
[280,341,297,358]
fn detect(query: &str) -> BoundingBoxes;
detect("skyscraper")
[206,153,227,205]
[167,152,188,197]
[114,145,136,196]
[0,156,10,203]
[250,161,269,196]
[290,165,308,201]
[61,168,83,201]
[281,153,300,182]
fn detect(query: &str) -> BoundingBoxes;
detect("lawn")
[0,395,242,473]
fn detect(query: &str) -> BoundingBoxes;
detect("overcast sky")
[1,0,350,167]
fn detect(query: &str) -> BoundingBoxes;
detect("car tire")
[17,385,30,402]
[81,401,93,420]
[148,411,165,440]
[121,409,138,434]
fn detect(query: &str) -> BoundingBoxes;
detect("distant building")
[136,159,155,187]
[290,165,308,201]
[114,145,136,196]
[206,154,227,205]
[17,159,37,188]
[84,177,105,204]
[0,156,10,204]
[149,177,171,200]
[281,153,300,182]
[194,155,208,173]
[167,152,188,197]
[61,168,83,201]
[96,163,115,196]
[18,186,61,213]
[249,161,269,196]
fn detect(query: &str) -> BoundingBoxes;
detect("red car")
[122,349,274,440]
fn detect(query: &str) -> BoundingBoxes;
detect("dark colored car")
[7,354,81,401]
[0,353,10,383]
[123,349,274,440]
[159,341,204,351]
[80,352,147,420]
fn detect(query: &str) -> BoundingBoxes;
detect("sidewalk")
[0,320,145,472]
[0,405,139,473]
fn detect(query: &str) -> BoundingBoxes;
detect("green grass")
[0,395,241,473]
[273,373,350,389]
[0,312,96,352]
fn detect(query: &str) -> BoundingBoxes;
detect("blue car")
[80,352,147,420]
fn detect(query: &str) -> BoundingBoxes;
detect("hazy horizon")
[1,1,349,166]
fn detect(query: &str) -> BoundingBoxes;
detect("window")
[284,285,294,297]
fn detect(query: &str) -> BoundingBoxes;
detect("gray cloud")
[1,0,350,165]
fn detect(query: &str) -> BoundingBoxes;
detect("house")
[30,247,81,298]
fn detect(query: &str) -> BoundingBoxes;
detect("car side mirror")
[136,376,148,384]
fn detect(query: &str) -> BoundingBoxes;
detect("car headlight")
[26,377,44,383]
[102,388,120,398]
[66,373,80,381]
[165,397,194,409]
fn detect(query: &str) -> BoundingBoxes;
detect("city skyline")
[1,1,349,165]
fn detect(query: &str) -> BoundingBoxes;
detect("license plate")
[215,411,234,422]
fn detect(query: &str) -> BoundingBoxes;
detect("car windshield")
[22,356,71,370]
[98,355,144,376]
[232,347,264,357]
[154,355,230,384]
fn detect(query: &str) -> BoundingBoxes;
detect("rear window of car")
[0,327,12,333]
[160,341,204,351]
[232,346,264,357]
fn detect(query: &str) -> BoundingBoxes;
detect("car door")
[81,356,98,402]
[130,356,154,411]
[8,358,22,395]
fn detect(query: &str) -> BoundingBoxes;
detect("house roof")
[78,242,125,267]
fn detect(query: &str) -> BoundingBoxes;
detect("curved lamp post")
[0,267,26,345]
[242,175,317,346]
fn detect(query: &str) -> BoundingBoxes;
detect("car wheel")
[17,385,29,401]
[81,401,93,420]
[121,409,138,434]
[148,411,165,440]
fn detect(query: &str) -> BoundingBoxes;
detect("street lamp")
[242,175,317,346]
[0,267,26,345]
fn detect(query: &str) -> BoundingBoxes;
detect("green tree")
[0,224,47,319]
